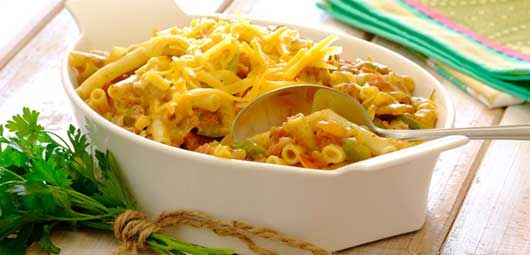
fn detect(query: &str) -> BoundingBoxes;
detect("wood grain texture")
[442,104,530,255]
[0,0,64,69]
[335,38,503,255]
[27,230,121,255]
[0,9,77,133]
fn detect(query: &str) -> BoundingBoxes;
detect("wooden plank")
[0,0,63,69]
[27,230,122,255]
[334,38,503,255]
[226,0,370,39]
[442,104,530,255]
[0,9,77,133]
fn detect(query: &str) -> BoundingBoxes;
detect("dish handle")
[348,135,469,172]
[66,0,192,50]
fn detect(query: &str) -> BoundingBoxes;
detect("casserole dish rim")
[61,14,462,176]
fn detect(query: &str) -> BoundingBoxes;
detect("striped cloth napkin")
[318,0,530,108]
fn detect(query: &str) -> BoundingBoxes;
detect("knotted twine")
[113,210,331,255]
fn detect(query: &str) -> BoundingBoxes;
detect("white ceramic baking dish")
[62,0,468,253]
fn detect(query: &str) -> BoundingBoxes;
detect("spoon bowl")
[232,85,530,142]
[232,84,374,143]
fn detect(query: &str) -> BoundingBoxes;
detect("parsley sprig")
[0,108,234,255]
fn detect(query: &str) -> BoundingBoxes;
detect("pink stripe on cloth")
[404,0,530,62]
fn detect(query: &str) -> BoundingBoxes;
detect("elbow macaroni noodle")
[69,17,436,170]
[322,144,346,165]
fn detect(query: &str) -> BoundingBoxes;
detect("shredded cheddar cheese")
[69,16,437,169]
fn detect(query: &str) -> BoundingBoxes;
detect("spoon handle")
[379,124,530,140]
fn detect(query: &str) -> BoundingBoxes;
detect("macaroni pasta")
[69,17,437,170]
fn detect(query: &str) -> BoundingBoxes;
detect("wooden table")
[2,1,528,254]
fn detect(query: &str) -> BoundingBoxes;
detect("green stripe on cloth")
[317,0,530,100]
[414,0,530,60]
[324,0,530,77]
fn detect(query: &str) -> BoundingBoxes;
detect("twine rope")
[113,210,331,255]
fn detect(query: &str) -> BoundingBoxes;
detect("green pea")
[343,137,372,162]
[399,114,426,130]
[235,138,267,159]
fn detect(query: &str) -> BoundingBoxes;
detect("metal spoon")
[232,84,530,143]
